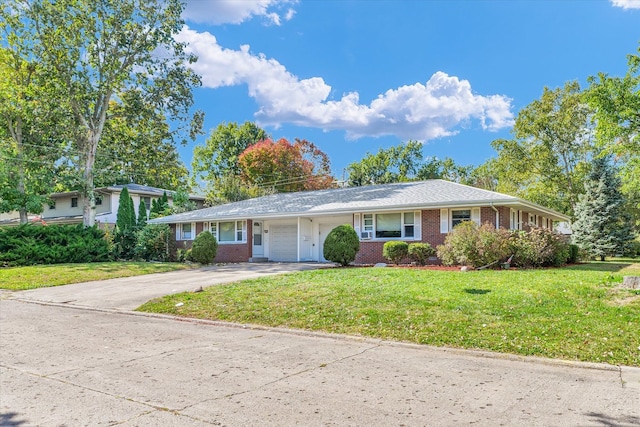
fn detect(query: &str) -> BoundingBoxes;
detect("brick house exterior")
[151,180,569,265]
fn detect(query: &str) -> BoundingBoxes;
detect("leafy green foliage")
[346,141,474,186]
[150,192,170,219]
[407,242,435,266]
[192,121,268,181]
[189,231,218,264]
[204,175,273,206]
[437,222,510,268]
[116,187,136,232]
[383,241,409,265]
[586,45,640,232]
[508,229,570,268]
[437,222,569,268]
[572,156,635,261]
[323,225,360,266]
[487,81,593,217]
[135,224,175,262]
[0,224,109,266]
[1,0,203,226]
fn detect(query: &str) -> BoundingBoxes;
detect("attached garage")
[269,224,298,261]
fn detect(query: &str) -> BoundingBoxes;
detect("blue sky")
[177,0,640,180]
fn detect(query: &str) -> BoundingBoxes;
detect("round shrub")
[135,224,176,262]
[190,231,218,264]
[323,224,360,266]
[383,241,409,265]
[407,242,435,265]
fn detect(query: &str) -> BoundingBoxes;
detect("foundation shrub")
[383,241,409,265]
[407,242,435,265]
[437,222,509,268]
[323,224,360,266]
[135,224,176,262]
[189,231,218,264]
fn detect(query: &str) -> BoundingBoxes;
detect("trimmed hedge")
[407,242,435,266]
[383,241,409,265]
[0,224,110,266]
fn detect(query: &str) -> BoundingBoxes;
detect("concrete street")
[1,264,639,426]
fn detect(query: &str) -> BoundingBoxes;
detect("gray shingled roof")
[150,180,569,224]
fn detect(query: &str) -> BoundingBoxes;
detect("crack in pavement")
[0,364,221,426]
[176,343,382,412]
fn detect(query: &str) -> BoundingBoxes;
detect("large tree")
[488,81,594,216]
[571,157,634,261]
[192,121,269,182]
[346,141,474,187]
[0,46,62,223]
[1,0,203,226]
[238,138,334,193]
[586,44,640,230]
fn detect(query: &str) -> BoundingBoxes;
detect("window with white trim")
[208,220,247,243]
[451,209,471,228]
[361,212,418,239]
[180,223,193,240]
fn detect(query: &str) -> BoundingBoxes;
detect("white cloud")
[177,27,514,141]
[611,0,640,9]
[183,0,297,25]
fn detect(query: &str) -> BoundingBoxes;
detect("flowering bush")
[437,222,510,268]
[437,222,569,268]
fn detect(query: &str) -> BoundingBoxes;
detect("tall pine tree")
[572,157,634,260]
[137,198,147,227]
[114,186,137,259]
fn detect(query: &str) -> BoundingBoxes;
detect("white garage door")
[269,224,297,261]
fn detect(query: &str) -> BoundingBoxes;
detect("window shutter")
[353,213,361,234]
[440,209,449,233]
[471,207,481,225]
[176,224,181,240]
[414,211,421,240]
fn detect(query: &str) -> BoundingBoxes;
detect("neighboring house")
[149,180,569,264]
[32,184,204,227]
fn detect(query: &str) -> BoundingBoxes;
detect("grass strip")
[139,261,640,366]
[0,262,190,290]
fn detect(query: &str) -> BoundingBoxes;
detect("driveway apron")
[12,262,329,311]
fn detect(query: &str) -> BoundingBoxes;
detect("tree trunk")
[82,133,99,227]
[600,255,605,261]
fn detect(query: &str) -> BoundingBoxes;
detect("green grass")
[138,259,640,367]
[0,262,191,290]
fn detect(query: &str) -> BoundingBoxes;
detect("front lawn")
[0,262,191,291]
[138,260,640,366]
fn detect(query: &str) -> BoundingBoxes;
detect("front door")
[252,221,264,257]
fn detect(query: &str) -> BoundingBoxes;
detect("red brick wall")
[497,206,511,229]
[422,209,446,247]
[215,244,250,263]
[480,207,496,227]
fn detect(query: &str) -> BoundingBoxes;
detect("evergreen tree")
[572,157,634,261]
[137,198,147,227]
[114,186,137,259]
[116,187,136,232]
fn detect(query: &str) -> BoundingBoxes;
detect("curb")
[7,296,638,375]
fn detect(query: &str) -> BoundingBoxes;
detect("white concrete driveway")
[11,262,329,311]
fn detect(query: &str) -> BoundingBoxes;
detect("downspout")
[490,203,499,229]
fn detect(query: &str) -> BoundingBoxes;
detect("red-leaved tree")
[237,138,334,192]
